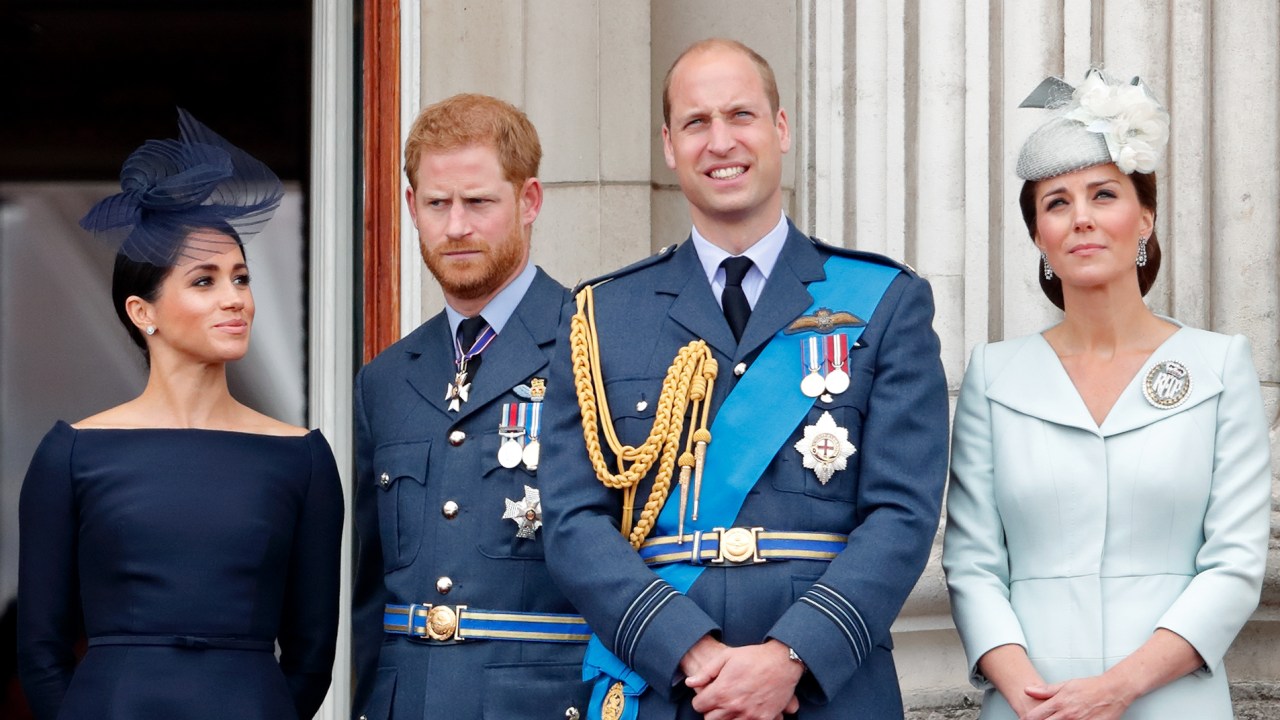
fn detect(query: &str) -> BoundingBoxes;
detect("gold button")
[379,472,390,488]
[442,500,459,519]
[448,430,466,446]
[733,362,747,377]
[436,576,453,594]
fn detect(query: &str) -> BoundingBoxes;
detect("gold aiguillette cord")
[571,284,718,549]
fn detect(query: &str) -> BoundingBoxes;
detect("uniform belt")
[383,604,590,644]
[639,528,848,566]
[88,634,274,652]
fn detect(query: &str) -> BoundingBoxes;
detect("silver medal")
[522,439,541,471]
[824,368,850,395]
[800,372,826,398]
[498,438,524,468]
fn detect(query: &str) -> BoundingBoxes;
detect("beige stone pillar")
[412,0,653,311]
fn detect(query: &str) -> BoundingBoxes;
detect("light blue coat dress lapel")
[985,328,1225,438]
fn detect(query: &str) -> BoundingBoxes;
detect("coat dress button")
[442,500,459,519]
[379,472,390,488]
[448,430,466,446]
[436,576,453,594]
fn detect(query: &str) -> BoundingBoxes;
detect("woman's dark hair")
[1018,170,1161,311]
[110,223,244,364]
[111,253,171,362]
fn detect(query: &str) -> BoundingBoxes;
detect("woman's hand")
[975,644,1048,718]
[1021,674,1133,719]
[1019,629,1203,718]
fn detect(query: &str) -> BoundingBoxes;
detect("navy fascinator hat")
[80,109,284,266]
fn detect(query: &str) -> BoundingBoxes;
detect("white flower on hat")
[1063,71,1169,174]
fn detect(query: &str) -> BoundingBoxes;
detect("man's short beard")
[422,223,526,301]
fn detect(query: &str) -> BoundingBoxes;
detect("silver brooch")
[1142,360,1191,409]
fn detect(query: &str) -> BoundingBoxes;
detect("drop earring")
[1041,251,1054,280]
[1136,236,1149,267]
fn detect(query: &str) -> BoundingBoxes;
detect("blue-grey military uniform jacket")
[352,268,591,719]
[539,224,950,719]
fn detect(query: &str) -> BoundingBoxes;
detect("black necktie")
[720,256,753,342]
[457,315,489,381]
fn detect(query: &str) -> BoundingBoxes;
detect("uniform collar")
[689,211,788,285]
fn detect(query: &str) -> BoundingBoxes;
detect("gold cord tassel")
[571,285,718,549]
[677,452,694,541]
[691,429,710,521]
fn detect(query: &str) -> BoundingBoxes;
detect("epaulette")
[809,236,919,276]
[572,243,681,295]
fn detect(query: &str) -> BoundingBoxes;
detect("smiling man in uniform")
[539,39,949,719]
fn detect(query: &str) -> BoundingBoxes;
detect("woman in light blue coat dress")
[943,70,1271,720]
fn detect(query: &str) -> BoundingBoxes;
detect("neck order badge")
[447,318,495,412]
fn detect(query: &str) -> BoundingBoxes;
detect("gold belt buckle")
[712,526,764,564]
[414,604,468,642]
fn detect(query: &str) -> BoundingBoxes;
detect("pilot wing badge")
[785,307,864,335]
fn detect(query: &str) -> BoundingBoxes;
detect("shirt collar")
[444,260,536,337]
[689,211,789,284]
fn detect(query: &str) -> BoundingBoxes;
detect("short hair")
[403,93,542,190]
[662,38,781,127]
[1018,170,1161,311]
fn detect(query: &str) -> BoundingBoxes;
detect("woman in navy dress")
[16,110,344,720]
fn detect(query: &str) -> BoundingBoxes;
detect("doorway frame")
[309,0,356,715]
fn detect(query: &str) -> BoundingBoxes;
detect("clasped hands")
[680,635,803,720]
[1013,674,1134,720]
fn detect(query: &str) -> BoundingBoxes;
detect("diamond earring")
[1136,236,1149,267]
[1041,251,1054,280]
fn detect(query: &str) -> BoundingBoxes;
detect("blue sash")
[583,255,901,720]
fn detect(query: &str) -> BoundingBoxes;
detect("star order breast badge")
[793,411,856,485]
[503,485,543,539]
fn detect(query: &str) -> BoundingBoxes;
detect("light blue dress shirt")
[443,260,536,340]
[689,212,788,310]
